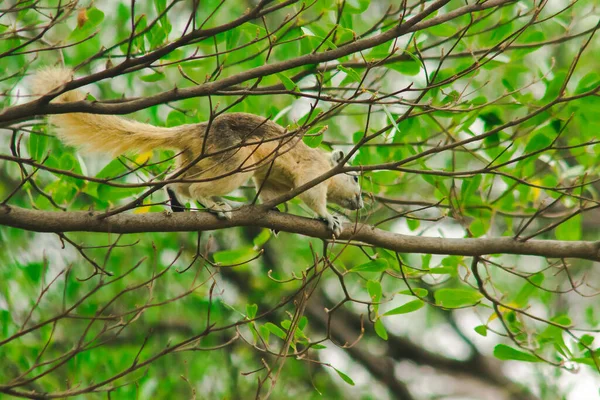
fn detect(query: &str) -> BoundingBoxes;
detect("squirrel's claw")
[320,214,343,238]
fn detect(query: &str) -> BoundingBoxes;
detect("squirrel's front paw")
[320,214,343,238]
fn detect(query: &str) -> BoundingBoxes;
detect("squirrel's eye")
[353,175,359,183]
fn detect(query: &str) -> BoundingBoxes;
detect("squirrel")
[31,67,363,236]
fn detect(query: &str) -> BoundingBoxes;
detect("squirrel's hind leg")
[194,196,233,220]
[188,171,251,220]
[254,179,285,208]
[253,179,286,236]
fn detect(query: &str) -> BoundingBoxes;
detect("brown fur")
[31,67,363,235]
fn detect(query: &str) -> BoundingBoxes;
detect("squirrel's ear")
[331,149,345,164]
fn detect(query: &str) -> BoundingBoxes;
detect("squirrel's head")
[327,150,364,210]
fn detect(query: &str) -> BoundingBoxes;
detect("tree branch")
[0,0,520,125]
[1,205,598,261]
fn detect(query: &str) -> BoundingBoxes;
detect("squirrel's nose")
[356,193,364,209]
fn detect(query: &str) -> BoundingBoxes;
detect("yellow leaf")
[530,179,542,202]
[134,205,151,214]
[135,151,153,164]
[487,302,520,323]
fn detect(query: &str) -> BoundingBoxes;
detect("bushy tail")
[31,67,183,155]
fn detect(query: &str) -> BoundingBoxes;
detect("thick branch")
[1,205,599,261]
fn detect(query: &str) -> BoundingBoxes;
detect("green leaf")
[543,71,567,101]
[298,316,308,331]
[421,254,431,270]
[374,319,388,340]
[300,27,337,51]
[575,72,600,94]
[469,218,489,237]
[382,105,401,138]
[434,288,483,308]
[276,73,297,91]
[252,229,271,248]
[525,131,552,153]
[428,23,456,37]
[367,280,382,303]
[154,0,167,13]
[59,153,81,174]
[570,356,600,367]
[371,171,398,185]
[224,26,241,51]
[246,304,258,319]
[388,51,422,76]
[139,72,165,82]
[334,26,355,44]
[538,315,570,357]
[441,256,462,268]
[96,158,127,179]
[149,24,167,48]
[474,325,488,337]
[337,65,362,83]
[259,325,270,344]
[343,0,369,13]
[334,368,355,386]
[427,266,455,275]
[383,300,424,316]
[117,3,130,24]
[551,315,572,327]
[484,132,501,158]
[513,31,545,56]
[493,344,540,362]
[87,7,104,25]
[398,288,428,298]
[350,259,388,273]
[68,7,105,41]
[578,334,594,350]
[367,280,382,314]
[166,111,186,127]
[523,31,545,44]
[406,218,420,231]
[390,60,421,76]
[45,179,77,204]
[513,272,544,307]
[264,322,286,340]
[555,214,581,241]
[550,119,562,133]
[28,133,47,161]
[19,262,44,283]
[470,95,488,106]
[213,247,258,266]
[0,310,14,337]
[352,130,365,144]
[585,306,598,327]
[479,112,503,129]
[154,0,171,40]
[302,125,325,148]
[461,174,482,204]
